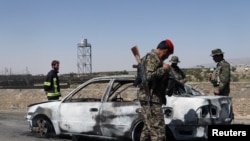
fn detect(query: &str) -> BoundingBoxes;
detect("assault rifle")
[131,46,152,114]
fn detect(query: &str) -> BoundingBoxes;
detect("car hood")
[27,100,60,107]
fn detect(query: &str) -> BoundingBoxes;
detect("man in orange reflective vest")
[44,60,61,100]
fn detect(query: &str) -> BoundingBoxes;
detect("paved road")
[0,112,71,141]
[0,111,249,141]
[0,111,110,141]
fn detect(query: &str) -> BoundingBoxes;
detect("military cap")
[210,48,224,57]
[169,56,180,63]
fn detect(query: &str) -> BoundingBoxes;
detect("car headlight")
[163,107,173,118]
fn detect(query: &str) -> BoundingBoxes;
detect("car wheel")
[72,135,81,141]
[165,126,176,141]
[131,121,144,141]
[31,116,55,138]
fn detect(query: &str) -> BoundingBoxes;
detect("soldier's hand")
[214,89,220,95]
[163,63,170,70]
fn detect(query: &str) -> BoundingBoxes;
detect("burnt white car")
[26,75,143,141]
[26,75,233,141]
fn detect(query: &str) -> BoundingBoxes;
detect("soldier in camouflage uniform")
[140,39,174,141]
[169,56,186,83]
[208,48,231,96]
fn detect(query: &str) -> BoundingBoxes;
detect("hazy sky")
[0,0,249,75]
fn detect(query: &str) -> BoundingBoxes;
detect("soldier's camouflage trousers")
[140,104,165,141]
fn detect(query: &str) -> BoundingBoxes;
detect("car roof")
[90,75,136,81]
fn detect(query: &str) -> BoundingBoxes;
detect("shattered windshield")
[173,83,205,97]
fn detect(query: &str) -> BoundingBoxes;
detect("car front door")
[58,80,110,135]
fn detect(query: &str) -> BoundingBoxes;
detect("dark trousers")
[47,96,60,100]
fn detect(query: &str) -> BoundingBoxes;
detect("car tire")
[31,116,55,138]
[72,135,81,141]
[131,121,144,141]
[165,126,176,141]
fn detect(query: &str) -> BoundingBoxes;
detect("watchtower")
[77,38,92,74]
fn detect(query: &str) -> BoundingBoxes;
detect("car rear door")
[99,82,142,138]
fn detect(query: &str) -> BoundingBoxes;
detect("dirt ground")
[0,82,249,118]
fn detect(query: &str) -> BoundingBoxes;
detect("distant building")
[235,64,250,72]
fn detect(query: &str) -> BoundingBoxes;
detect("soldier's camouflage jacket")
[141,50,166,82]
[210,59,231,96]
[141,49,169,101]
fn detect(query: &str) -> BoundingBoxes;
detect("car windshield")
[173,82,205,97]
